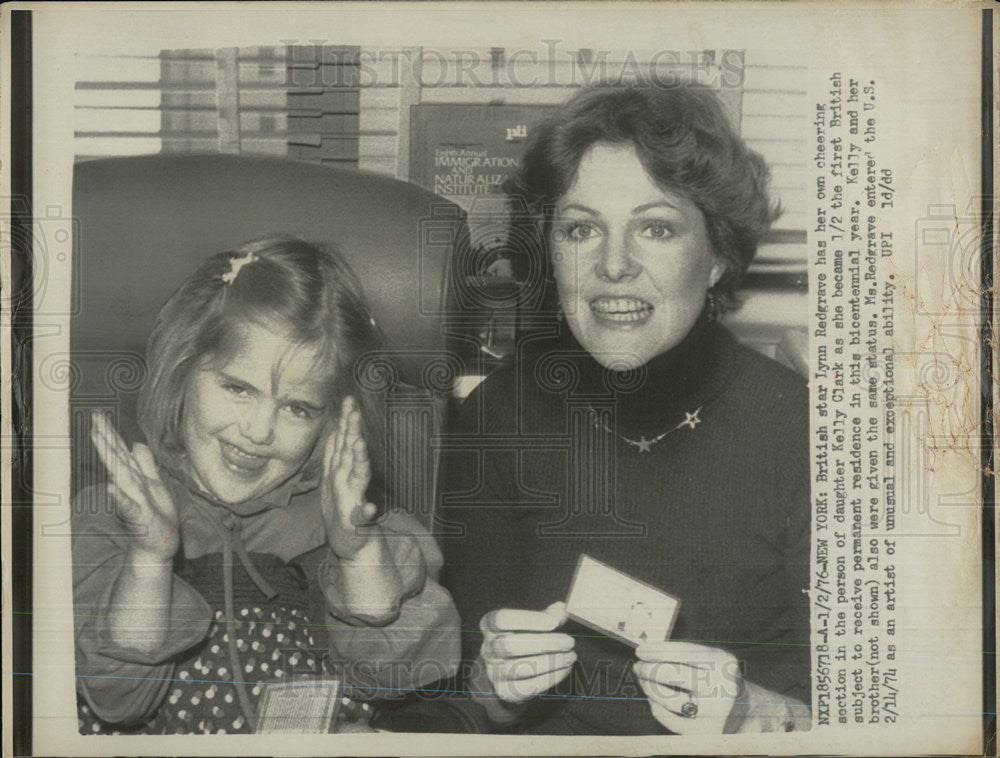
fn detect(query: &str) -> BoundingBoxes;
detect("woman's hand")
[479,602,577,704]
[320,396,378,559]
[633,640,741,734]
[90,411,180,563]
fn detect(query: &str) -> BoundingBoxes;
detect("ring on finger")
[680,698,698,719]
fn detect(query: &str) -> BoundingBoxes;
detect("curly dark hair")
[506,85,780,316]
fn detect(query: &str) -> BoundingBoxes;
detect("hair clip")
[221,252,258,284]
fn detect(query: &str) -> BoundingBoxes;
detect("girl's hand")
[633,641,741,734]
[479,602,576,704]
[320,396,378,558]
[90,411,180,563]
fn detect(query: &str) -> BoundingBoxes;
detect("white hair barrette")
[221,252,258,284]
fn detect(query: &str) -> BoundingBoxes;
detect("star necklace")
[586,405,703,453]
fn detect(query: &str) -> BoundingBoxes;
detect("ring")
[680,698,698,718]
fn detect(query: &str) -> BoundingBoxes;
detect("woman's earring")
[706,290,718,321]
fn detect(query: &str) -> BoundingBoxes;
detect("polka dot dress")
[78,553,373,735]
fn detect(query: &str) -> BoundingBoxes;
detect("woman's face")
[181,322,332,507]
[551,142,723,369]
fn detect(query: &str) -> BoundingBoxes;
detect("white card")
[255,677,342,734]
[565,554,680,647]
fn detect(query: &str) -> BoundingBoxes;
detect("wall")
[74,45,807,358]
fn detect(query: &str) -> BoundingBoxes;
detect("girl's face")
[181,322,333,508]
[551,142,723,369]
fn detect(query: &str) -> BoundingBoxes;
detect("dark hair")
[506,85,780,315]
[138,235,386,481]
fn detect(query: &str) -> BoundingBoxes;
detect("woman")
[437,85,811,735]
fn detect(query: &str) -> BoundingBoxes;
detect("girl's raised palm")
[90,411,180,562]
[321,396,378,558]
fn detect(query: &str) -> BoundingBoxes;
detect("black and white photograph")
[3,3,993,756]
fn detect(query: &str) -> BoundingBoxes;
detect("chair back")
[70,154,467,527]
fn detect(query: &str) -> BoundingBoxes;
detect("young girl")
[72,235,460,734]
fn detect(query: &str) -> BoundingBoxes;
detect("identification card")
[565,554,680,647]
[255,677,342,734]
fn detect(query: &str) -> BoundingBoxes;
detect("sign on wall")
[409,103,559,211]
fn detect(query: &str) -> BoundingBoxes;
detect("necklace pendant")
[681,408,702,430]
[586,403,701,453]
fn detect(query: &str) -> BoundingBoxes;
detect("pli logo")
[505,124,528,142]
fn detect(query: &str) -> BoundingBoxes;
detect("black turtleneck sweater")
[438,320,810,735]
